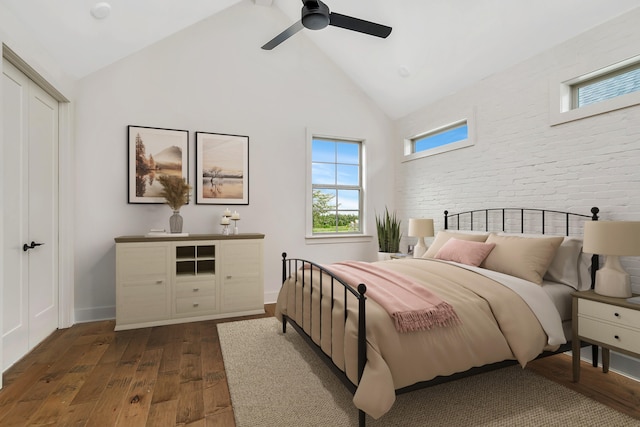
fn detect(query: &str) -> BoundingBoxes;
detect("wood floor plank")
[55,401,98,427]
[147,399,179,427]
[115,348,163,427]
[151,371,181,404]
[83,364,136,426]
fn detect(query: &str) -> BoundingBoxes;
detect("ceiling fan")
[262,0,392,50]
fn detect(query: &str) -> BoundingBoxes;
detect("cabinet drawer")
[579,299,640,329]
[578,316,640,354]
[175,295,217,314]
[175,278,216,297]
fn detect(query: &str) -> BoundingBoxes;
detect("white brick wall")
[395,8,640,294]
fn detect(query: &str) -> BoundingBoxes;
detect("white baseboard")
[74,305,115,324]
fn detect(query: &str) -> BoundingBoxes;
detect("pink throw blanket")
[325,261,460,333]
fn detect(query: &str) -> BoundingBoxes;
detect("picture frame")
[128,125,189,204]
[195,132,249,205]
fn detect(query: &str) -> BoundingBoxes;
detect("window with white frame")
[572,62,640,108]
[310,137,362,235]
[550,54,640,125]
[404,117,473,161]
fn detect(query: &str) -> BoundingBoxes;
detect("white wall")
[395,8,640,293]
[73,1,395,320]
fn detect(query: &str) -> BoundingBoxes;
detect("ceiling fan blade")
[329,12,392,38]
[261,21,305,50]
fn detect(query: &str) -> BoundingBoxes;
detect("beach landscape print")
[195,132,249,205]
[128,126,188,203]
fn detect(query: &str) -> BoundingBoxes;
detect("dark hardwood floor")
[0,304,638,426]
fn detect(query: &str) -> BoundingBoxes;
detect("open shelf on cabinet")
[175,244,216,276]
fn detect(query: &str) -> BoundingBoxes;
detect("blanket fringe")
[393,302,461,333]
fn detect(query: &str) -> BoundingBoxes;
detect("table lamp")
[408,218,434,258]
[583,221,640,298]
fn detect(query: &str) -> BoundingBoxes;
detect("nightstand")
[572,290,640,382]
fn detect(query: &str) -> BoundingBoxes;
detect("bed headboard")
[443,207,600,289]
[444,207,599,235]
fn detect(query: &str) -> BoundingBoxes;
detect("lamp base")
[413,237,427,258]
[594,256,632,298]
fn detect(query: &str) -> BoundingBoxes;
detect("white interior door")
[2,60,59,371]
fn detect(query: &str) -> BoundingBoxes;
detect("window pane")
[312,139,335,162]
[576,67,640,108]
[312,163,335,185]
[312,189,337,233]
[336,142,359,164]
[337,189,359,210]
[337,164,359,186]
[414,124,468,152]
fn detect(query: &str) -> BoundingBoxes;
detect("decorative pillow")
[423,231,490,259]
[434,238,496,267]
[481,234,564,284]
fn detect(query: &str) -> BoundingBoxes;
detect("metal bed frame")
[280,207,600,426]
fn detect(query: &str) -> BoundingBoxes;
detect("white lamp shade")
[408,218,434,237]
[583,221,640,256]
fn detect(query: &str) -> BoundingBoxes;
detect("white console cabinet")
[114,234,264,330]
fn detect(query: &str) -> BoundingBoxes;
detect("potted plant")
[376,207,402,260]
[158,175,191,233]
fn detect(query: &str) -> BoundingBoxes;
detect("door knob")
[23,241,44,252]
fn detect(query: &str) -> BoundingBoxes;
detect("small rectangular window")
[572,63,640,109]
[404,116,474,162]
[412,122,468,153]
[311,138,362,234]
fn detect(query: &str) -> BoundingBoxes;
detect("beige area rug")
[218,318,638,426]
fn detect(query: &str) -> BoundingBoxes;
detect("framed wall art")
[128,125,189,204]
[195,132,249,205]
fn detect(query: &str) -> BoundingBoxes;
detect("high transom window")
[572,63,640,108]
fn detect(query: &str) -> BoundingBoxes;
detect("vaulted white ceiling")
[2,0,639,118]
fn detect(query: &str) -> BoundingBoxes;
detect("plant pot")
[169,210,183,233]
[377,252,392,261]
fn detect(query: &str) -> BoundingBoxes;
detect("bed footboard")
[280,252,368,426]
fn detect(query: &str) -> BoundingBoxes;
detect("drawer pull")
[226,275,232,279]
[193,288,200,292]
[614,312,620,317]
[156,280,163,284]
[193,303,199,307]
[615,335,620,340]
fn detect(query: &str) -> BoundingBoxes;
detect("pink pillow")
[434,238,496,267]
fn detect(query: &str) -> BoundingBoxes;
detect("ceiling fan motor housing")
[302,1,330,30]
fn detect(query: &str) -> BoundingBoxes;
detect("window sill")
[305,234,374,245]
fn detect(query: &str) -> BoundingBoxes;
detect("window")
[412,122,468,153]
[572,62,640,108]
[550,54,640,125]
[403,115,474,162]
[310,137,362,235]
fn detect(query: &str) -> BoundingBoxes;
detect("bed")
[275,207,600,426]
